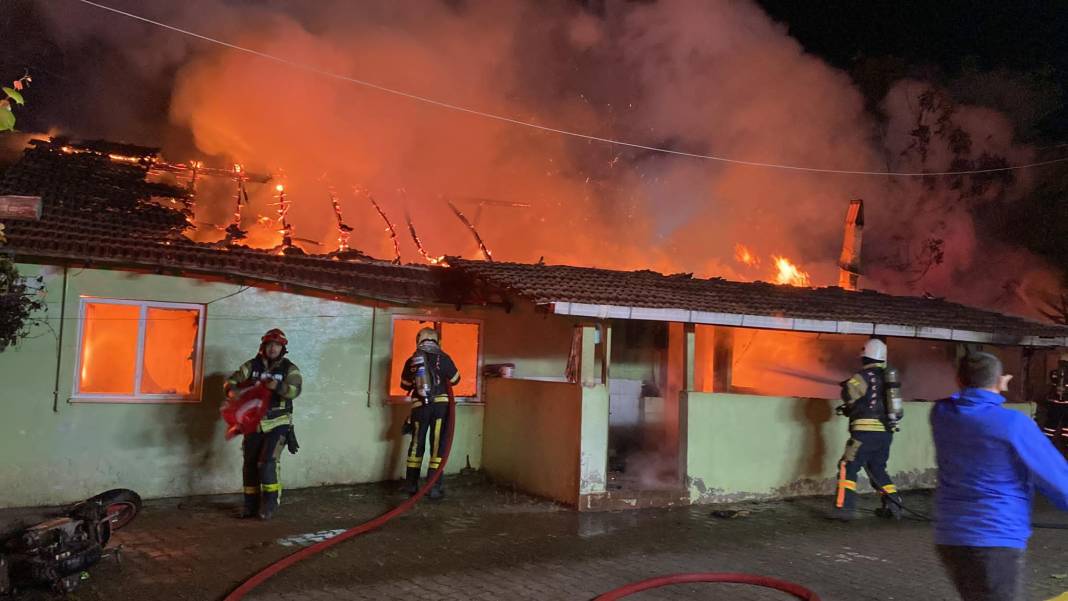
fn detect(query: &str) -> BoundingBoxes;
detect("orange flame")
[734,243,759,268]
[773,256,810,287]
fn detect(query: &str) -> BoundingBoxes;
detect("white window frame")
[389,315,484,404]
[71,297,207,403]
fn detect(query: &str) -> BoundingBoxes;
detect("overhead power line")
[74,0,1068,177]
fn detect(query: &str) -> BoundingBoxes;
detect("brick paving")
[3,474,1068,600]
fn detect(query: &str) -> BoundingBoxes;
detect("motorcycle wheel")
[81,490,142,531]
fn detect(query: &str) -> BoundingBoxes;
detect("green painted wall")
[481,378,580,505]
[683,392,1031,503]
[579,385,609,495]
[0,264,487,508]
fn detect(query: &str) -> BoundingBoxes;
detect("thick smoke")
[38,0,1059,316]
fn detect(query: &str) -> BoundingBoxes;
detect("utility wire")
[73,0,1068,178]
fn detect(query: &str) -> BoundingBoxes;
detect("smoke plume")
[36,0,1060,316]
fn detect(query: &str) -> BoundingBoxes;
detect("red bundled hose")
[222,391,457,600]
[593,572,821,600]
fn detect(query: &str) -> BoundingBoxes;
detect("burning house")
[1,138,1066,510]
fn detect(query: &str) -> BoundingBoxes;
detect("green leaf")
[0,107,14,132]
[2,87,23,105]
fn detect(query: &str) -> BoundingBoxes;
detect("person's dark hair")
[957,352,1003,389]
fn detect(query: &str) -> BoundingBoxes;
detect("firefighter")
[1042,353,1068,446]
[399,327,461,500]
[225,328,302,520]
[828,337,905,521]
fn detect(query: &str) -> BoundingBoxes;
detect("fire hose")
[222,388,821,600]
[592,573,820,600]
[222,389,459,601]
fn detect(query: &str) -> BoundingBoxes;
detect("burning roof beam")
[223,164,249,244]
[152,161,272,184]
[363,190,401,264]
[405,213,443,265]
[328,188,353,253]
[447,200,493,262]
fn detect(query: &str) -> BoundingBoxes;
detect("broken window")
[74,299,205,402]
[389,317,481,400]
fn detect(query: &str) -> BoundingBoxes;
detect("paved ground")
[3,474,1068,601]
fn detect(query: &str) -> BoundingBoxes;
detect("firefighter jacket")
[840,361,892,432]
[226,356,303,431]
[400,340,461,403]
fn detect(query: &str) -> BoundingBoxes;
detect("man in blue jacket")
[932,352,1068,601]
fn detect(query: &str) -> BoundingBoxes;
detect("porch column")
[684,323,696,391]
[712,326,734,393]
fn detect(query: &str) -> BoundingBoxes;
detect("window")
[389,317,481,400]
[73,298,206,402]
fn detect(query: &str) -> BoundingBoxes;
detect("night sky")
[757,0,1068,141]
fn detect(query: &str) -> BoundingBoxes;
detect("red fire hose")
[223,390,821,600]
[592,572,820,600]
[222,391,458,601]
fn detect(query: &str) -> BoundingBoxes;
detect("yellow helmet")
[416,327,438,344]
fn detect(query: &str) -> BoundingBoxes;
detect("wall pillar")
[712,326,734,393]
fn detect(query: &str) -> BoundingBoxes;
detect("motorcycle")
[0,489,141,595]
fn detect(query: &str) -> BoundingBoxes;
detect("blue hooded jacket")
[931,388,1068,548]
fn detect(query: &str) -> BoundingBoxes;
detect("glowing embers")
[773,256,810,287]
[734,244,759,268]
[76,300,202,399]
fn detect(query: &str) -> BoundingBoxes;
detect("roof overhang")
[550,301,1066,347]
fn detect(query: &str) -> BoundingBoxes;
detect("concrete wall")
[683,391,1032,503]
[481,378,581,505]
[0,264,486,508]
[579,385,609,496]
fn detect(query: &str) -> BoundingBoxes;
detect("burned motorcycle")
[0,489,141,595]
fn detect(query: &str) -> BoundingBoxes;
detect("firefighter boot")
[236,490,259,519]
[258,490,279,521]
[876,494,904,520]
[427,468,445,500]
[825,507,859,521]
[403,467,421,496]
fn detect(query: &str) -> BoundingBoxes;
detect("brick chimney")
[838,199,864,291]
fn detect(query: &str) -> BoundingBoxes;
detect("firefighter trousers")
[835,430,900,511]
[1042,401,1068,441]
[242,426,289,515]
[405,402,449,492]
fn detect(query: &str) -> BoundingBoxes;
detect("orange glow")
[734,244,759,268]
[140,308,199,395]
[773,256,810,287]
[79,303,139,394]
[441,322,478,397]
[389,319,480,398]
[275,184,285,192]
[730,329,855,398]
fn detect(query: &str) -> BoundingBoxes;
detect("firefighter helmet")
[416,327,438,344]
[261,328,288,350]
[862,338,887,361]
